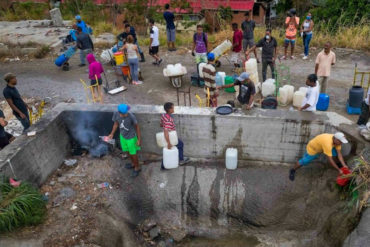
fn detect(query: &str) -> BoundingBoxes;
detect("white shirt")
[365,88,370,105]
[150,25,159,47]
[302,81,320,111]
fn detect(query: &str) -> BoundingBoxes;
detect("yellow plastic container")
[114,52,124,65]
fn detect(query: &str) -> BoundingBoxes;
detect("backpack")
[193,32,207,48]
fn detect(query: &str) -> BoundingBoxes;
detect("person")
[301,12,314,60]
[108,104,142,178]
[231,23,243,69]
[149,19,162,66]
[315,42,336,94]
[283,9,299,59]
[298,74,320,112]
[357,87,370,128]
[3,73,31,131]
[117,22,145,62]
[64,24,78,44]
[289,132,349,181]
[192,25,209,64]
[160,102,189,170]
[218,72,255,110]
[163,3,176,51]
[245,28,277,82]
[0,109,15,149]
[202,53,218,107]
[76,26,94,67]
[122,35,143,85]
[87,53,104,103]
[241,11,259,62]
[75,15,90,34]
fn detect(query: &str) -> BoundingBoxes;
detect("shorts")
[166,28,176,42]
[299,148,338,166]
[230,52,243,64]
[0,132,13,149]
[90,77,102,86]
[284,38,296,46]
[120,135,141,155]
[243,39,254,51]
[149,46,159,55]
[195,53,208,64]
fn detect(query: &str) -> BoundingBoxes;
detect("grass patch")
[0,2,49,21]
[34,45,51,59]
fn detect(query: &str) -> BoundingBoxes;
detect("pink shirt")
[315,50,336,77]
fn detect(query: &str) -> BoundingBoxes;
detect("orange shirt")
[285,17,300,39]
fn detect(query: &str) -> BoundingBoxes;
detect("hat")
[75,15,81,20]
[334,132,348,144]
[237,72,250,81]
[118,104,130,114]
[207,53,215,61]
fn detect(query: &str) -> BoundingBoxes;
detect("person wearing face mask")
[301,13,314,60]
[245,29,277,82]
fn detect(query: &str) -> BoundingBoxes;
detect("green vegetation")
[0,1,49,21]
[0,177,47,232]
[34,45,51,59]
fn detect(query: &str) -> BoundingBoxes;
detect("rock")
[21,47,38,55]
[343,208,370,247]
[168,229,187,242]
[149,226,160,240]
[95,33,116,46]
[142,219,157,232]
[0,43,9,53]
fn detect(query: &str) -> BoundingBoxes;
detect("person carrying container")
[202,53,218,107]
[289,132,349,181]
[121,35,143,85]
[160,102,189,170]
[192,25,209,64]
[108,104,142,178]
[75,15,91,34]
[76,26,94,67]
[298,74,320,112]
[87,53,104,103]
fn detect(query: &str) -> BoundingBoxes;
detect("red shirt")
[232,30,243,52]
[160,113,176,131]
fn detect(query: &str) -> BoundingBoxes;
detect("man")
[3,73,31,131]
[283,9,299,59]
[76,26,94,67]
[299,74,320,112]
[219,72,255,110]
[0,109,15,149]
[202,53,218,107]
[241,12,259,62]
[357,87,370,128]
[108,104,142,178]
[117,22,145,62]
[160,102,189,170]
[289,132,349,181]
[246,28,277,82]
[163,3,176,51]
[75,15,90,34]
[231,23,243,69]
[192,25,209,64]
[315,42,336,93]
[149,19,162,66]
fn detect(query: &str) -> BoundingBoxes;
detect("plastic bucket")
[114,52,124,65]
[224,76,235,93]
[121,66,130,76]
[336,167,351,186]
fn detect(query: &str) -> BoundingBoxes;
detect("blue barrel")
[349,86,364,108]
[55,54,67,67]
[317,93,330,111]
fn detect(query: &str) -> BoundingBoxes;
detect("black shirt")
[3,85,28,118]
[234,80,256,105]
[0,110,6,138]
[256,37,277,62]
[241,20,255,39]
[117,27,137,43]
[76,32,94,50]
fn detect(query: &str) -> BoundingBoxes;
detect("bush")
[0,2,49,21]
[0,178,47,232]
[34,45,51,59]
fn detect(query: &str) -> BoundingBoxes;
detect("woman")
[301,13,314,60]
[122,35,142,85]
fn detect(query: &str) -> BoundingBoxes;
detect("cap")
[75,15,81,20]
[207,53,215,61]
[118,104,130,114]
[334,132,348,144]
[237,72,250,81]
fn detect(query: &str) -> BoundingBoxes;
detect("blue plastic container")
[317,93,330,111]
[64,46,76,58]
[215,73,223,86]
[346,102,361,115]
[55,54,67,67]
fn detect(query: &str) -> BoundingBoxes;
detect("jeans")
[161,139,184,169]
[79,48,92,64]
[304,33,312,56]
[357,101,370,125]
[135,41,143,56]
[16,113,30,131]
[128,58,139,81]
[262,60,275,82]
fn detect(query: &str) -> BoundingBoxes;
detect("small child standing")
[87,53,104,103]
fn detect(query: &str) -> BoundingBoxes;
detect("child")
[202,53,218,107]
[192,25,209,64]
[231,23,243,69]
[87,53,104,103]
[149,19,162,65]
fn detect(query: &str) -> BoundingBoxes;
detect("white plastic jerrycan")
[293,91,306,108]
[156,131,178,147]
[163,147,179,169]
[278,87,289,106]
[226,148,238,170]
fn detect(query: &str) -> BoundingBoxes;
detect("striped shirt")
[160,113,176,131]
[202,64,217,96]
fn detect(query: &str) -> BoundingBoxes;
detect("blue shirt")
[76,20,89,34]
[163,11,175,30]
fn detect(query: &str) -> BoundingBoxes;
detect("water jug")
[262,81,276,97]
[349,86,364,108]
[163,147,179,169]
[283,85,294,104]
[278,87,289,106]
[299,87,308,95]
[316,93,330,111]
[215,73,223,86]
[55,54,67,67]
[218,72,226,85]
[293,91,306,108]
[225,148,238,170]
[156,131,178,147]
[245,58,259,84]
[198,63,207,78]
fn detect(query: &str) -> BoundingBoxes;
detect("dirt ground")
[0,45,369,124]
